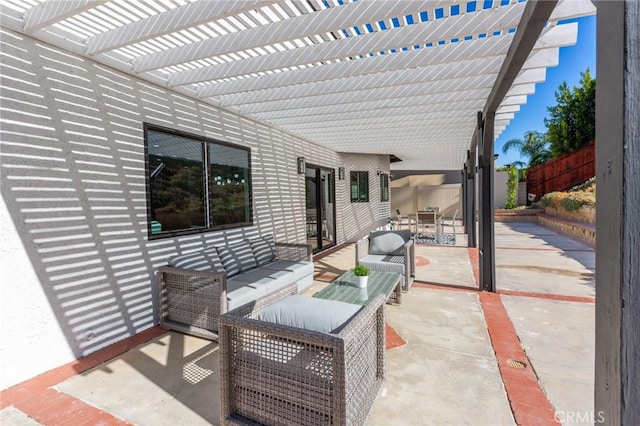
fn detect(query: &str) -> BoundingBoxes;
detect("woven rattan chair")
[356,230,415,292]
[219,287,386,426]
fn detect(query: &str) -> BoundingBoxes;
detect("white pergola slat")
[85,0,271,55]
[133,0,430,72]
[194,33,514,95]
[167,2,526,84]
[23,0,106,32]
[1,0,595,171]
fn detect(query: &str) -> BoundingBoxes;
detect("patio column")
[477,112,496,292]
[594,1,640,423]
[465,149,477,248]
[461,167,467,229]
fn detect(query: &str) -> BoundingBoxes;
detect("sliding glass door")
[305,165,336,253]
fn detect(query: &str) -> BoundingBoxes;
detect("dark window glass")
[380,173,390,201]
[209,143,251,226]
[148,130,205,234]
[145,125,252,238]
[350,171,369,202]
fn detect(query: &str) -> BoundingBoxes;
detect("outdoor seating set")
[395,208,458,245]
[157,230,415,425]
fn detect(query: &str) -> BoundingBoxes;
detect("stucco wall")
[0,30,388,389]
[391,184,461,219]
[494,170,509,208]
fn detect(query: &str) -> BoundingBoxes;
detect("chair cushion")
[217,242,258,277]
[360,254,405,275]
[257,295,361,334]
[369,230,411,255]
[247,235,276,266]
[168,248,226,273]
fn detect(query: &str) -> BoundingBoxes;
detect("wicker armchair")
[356,230,415,292]
[157,242,311,340]
[219,287,386,426]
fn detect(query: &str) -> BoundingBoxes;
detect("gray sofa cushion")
[229,269,294,293]
[226,280,269,310]
[168,248,226,273]
[257,295,361,334]
[247,235,276,266]
[261,260,314,282]
[217,242,257,277]
[369,230,411,256]
[359,254,405,275]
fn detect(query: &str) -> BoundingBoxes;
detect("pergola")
[1,0,593,170]
[1,0,638,422]
[0,0,596,291]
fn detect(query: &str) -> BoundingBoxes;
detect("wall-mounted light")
[297,157,306,174]
[338,167,345,180]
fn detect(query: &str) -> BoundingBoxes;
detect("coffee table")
[313,270,402,305]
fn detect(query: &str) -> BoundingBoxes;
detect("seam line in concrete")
[497,289,595,303]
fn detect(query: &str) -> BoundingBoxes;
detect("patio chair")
[395,209,411,230]
[219,285,386,426]
[355,230,415,291]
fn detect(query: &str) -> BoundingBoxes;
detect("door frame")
[305,163,337,254]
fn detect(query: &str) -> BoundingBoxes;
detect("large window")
[145,124,252,238]
[350,171,369,202]
[380,173,390,202]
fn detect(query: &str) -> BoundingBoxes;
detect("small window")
[380,173,390,202]
[350,171,369,203]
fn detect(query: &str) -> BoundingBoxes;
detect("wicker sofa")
[219,285,386,426]
[355,230,415,291]
[157,235,313,340]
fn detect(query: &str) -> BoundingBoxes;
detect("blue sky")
[494,15,596,167]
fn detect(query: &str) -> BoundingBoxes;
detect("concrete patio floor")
[0,220,596,425]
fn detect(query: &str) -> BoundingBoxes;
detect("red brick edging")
[480,292,560,425]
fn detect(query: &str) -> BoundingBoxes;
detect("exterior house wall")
[391,184,462,219]
[0,30,388,389]
[338,153,391,241]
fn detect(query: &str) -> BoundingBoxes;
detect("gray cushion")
[360,254,405,275]
[217,243,257,277]
[229,269,294,293]
[226,280,269,310]
[261,260,314,282]
[247,235,276,266]
[369,230,411,255]
[168,248,225,273]
[257,295,361,334]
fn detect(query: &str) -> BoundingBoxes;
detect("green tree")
[501,130,551,168]
[505,165,518,209]
[544,69,596,156]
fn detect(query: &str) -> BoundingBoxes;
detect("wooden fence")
[527,142,595,200]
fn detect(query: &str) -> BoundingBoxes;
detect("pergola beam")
[85,0,271,55]
[134,0,431,73]
[194,35,514,95]
[470,0,560,159]
[164,2,526,81]
[23,0,105,32]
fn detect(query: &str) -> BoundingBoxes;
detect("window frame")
[144,123,253,240]
[350,170,369,203]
